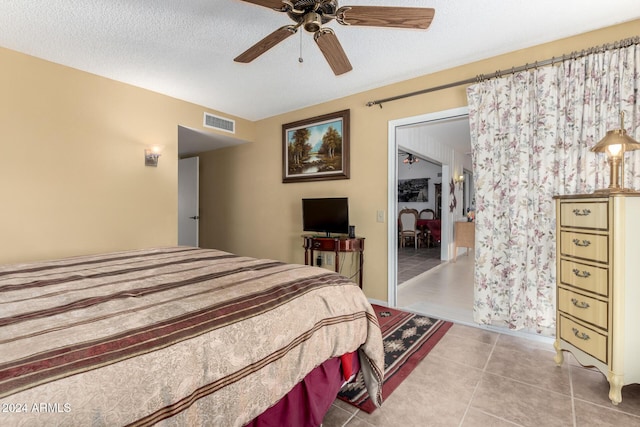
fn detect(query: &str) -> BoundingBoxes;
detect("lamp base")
[593,187,639,195]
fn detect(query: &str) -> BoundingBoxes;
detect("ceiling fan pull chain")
[299,29,304,63]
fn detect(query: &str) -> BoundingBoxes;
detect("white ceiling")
[2,1,639,152]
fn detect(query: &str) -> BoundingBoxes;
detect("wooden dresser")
[553,194,640,404]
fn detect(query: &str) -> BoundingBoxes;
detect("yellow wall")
[0,47,255,264]
[198,20,640,302]
[2,20,637,298]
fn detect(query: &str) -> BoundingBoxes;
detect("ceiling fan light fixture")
[403,153,419,166]
[303,12,322,32]
[236,0,436,75]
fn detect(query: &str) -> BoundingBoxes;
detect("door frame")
[386,107,469,307]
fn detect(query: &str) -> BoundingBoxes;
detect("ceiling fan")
[234,0,435,75]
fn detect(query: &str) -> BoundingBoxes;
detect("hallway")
[397,248,475,326]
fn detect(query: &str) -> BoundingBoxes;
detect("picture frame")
[398,178,429,202]
[282,109,350,183]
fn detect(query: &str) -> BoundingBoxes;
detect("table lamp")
[590,112,640,193]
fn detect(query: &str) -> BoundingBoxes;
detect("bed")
[0,246,384,426]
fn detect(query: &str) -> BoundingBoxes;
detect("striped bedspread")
[0,247,384,426]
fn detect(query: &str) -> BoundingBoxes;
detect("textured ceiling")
[1,0,639,124]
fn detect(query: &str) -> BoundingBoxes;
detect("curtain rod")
[366,35,640,108]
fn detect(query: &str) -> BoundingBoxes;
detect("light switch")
[376,210,385,223]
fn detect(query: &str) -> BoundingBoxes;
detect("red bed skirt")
[245,352,359,427]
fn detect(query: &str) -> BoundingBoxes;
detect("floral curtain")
[466,41,640,335]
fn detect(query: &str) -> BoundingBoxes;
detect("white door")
[178,157,199,247]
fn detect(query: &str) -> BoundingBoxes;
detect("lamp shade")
[590,128,640,155]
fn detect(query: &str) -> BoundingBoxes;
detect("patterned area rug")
[337,304,452,413]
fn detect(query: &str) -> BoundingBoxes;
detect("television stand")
[302,235,365,289]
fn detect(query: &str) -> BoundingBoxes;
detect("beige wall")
[2,20,637,298]
[0,47,255,264]
[198,20,640,302]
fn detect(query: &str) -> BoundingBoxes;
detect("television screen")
[302,197,349,237]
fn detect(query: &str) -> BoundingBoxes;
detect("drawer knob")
[572,327,590,341]
[572,208,591,216]
[313,242,322,248]
[572,268,591,278]
[572,238,591,247]
[571,298,590,309]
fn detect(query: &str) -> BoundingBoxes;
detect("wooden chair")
[418,209,436,246]
[418,209,435,220]
[425,219,442,247]
[398,209,420,249]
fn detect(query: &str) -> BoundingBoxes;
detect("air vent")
[203,112,235,134]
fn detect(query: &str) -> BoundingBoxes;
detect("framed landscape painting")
[398,178,430,202]
[282,109,350,183]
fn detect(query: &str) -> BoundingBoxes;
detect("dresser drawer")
[560,231,608,263]
[558,288,608,330]
[559,259,608,297]
[559,315,607,363]
[559,201,608,230]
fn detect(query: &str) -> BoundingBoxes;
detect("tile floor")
[322,324,640,427]
[321,248,640,426]
[397,245,444,285]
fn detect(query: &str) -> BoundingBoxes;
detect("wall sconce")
[145,147,161,167]
[590,112,640,193]
[454,175,465,189]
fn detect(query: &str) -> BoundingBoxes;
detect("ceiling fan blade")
[314,29,352,76]
[237,0,286,10]
[234,26,297,63]
[336,6,435,30]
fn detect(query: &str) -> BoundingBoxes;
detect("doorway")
[396,152,444,284]
[176,124,247,248]
[387,107,471,309]
[178,156,199,247]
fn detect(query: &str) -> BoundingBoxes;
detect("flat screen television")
[302,197,349,237]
